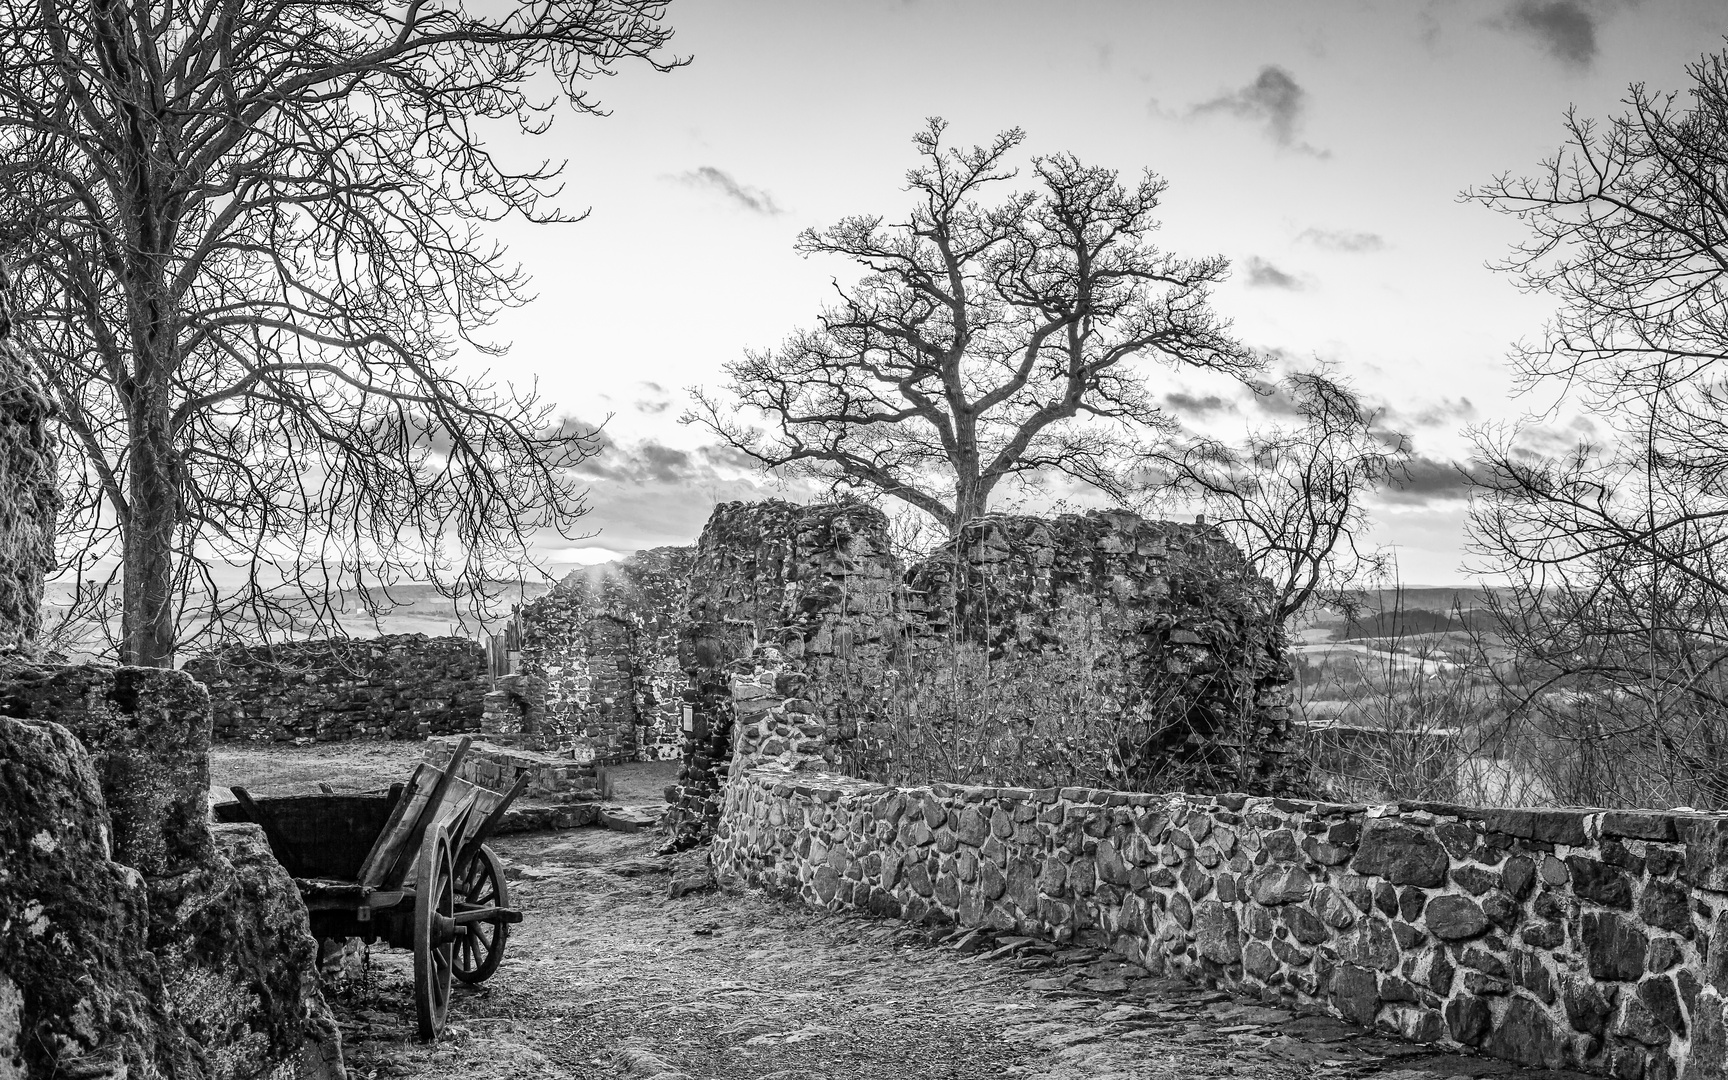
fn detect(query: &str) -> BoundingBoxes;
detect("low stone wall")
[715,768,1728,1079]
[425,735,603,803]
[185,633,487,742]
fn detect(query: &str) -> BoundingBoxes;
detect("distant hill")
[40,578,559,657]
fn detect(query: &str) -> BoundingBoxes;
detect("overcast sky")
[465,0,1728,585]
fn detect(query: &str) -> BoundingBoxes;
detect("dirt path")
[331,826,1590,1080]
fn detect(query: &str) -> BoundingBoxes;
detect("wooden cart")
[214,737,527,1039]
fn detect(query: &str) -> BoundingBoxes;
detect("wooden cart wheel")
[453,844,510,985]
[413,824,455,1040]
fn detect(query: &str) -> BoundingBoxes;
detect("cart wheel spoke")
[451,844,509,985]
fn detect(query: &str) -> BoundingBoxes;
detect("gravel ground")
[329,826,1593,1080]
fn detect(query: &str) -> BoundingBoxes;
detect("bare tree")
[686,119,1259,535]
[1461,45,1728,808]
[1141,370,1410,624]
[0,0,681,665]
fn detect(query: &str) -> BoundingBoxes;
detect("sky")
[460,0,1728,585]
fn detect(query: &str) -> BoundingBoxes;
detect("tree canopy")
[687,120,1260,535]
[0,0,680,663]
[1463,45,1728,808]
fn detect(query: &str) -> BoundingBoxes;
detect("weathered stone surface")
[716,749,1728,1080]
[0,716,165,1079]
[509,546,695,762]
[1331,964,1379,1026]
[1567,856,1633,909]
[1583,912,1649,982]
[0,661,213,878]
[1353,821,1449,887]
[1483,995,1567,1069]
[1195,901,1242,964]
[1425,895,1489,941]
[1478,808,1589,846]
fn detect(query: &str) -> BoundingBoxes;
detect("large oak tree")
[0,0,680,665]
[687,120,1260,535]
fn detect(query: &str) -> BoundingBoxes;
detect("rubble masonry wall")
[184,633,487,742]
[716,769,1728,1080]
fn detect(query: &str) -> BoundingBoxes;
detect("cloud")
[1244,257,1303,290]
[1380,397,1477,431]
[1380,453,1479,505]
[1499,0,1599,68]
[1190,66,1329,157]
[674,166,783,215]
[1297,228,1386,253]
[634,380,674,415]
[1162,391,1235,418]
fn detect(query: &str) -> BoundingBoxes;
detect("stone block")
[1353,821,1449,887]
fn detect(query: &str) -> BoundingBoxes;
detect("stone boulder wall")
[717,768,1728,1080]
[185,632,487,742]
[0,661,343,1079]
[0,306,59,652]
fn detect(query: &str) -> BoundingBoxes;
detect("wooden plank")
[380,736,473,891]
[456,770,530,874]
[355,763,427,887]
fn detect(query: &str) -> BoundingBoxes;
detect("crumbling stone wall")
[184,633,487,742]
[0,285,58,652]
[888,511,1298,794]
[717,768,1728,1080]
[664,501,899,847]
[0,661,343,1079]
[669,502,1298,847]
[511,546,695,761]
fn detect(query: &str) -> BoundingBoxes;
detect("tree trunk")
[952,480,988,535]
[123,377,177,667]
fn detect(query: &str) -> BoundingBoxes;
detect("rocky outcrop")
[718,769,1728,1080]
[184,633,488,742]
[0,661,343,1079]
[0,715,166,1079]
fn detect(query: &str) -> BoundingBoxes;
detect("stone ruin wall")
[696,497,1728,1079]
[0,292,339,1076]
[183,633,488,742]
[716,771,1728,1080]
[664,501,899,847]
[502,546,694,762]
[887,511,1299,794]
[665,500,1295,848]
